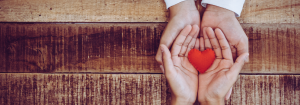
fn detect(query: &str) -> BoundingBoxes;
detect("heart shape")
[188,49,215,73]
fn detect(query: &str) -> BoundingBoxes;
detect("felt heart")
[188,49,215,73]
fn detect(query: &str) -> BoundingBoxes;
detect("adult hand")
[200,4,248,62]
[200,5,249,100]
[196,27,249,105]
[156,0,200,73]
[160,25,199,105]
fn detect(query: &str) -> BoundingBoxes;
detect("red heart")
[188,49,215,73]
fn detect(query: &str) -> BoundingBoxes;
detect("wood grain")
[240,0,300,23]
[0,23,300,73]
[0,23,164,73]
[0,0,299,23]
[0,0,168,22]
[243,23,300,73]
[0,74,299,104]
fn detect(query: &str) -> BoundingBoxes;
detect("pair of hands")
[156,0,248,63]
[160,25,249,105]
[156,0,249,104]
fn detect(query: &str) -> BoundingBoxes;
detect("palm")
[198,60,232,101]
[170,56,198,100]
[197,27,236,102]
[160,25,199,103]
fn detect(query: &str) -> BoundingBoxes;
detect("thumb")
[160,44,175,76]
[226,53,249,81]
[225,87,232,100]
[155,22,183,66]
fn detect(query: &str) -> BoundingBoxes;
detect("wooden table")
[0,0,299,104]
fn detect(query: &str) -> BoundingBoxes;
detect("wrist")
[169,0,198,18]
[199,97,224,105]
[205,4,235,17]
[171,95,194,105]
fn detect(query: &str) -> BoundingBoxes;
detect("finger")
[236,36,249,63]
[171,25,192,56]
[191,25,200,38]
[178,35,193,56]
[231,45,237,62]
[156,49,163,65]
[199,37,205,51]
[155,22,186,65]
[225,87,232,100]
[160,44,176,76]
[195,39,200,50]
[179,25,198,57]
[206,27,222,59]
[226,53,249,81]
[185,25,199,56]
[215,28,233,62]
[159,65,165,73]
[203,27,212,50]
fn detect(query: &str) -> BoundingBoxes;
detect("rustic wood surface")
[0,23,164,73]
[0,23,299,73]
[243,23,300,73]
[240,0,300,23]
[1,0,299,104]
[0,74,299,105]
[0,0,299,23]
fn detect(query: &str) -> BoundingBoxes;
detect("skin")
[157,2,249,104]
[200,4,249,62]
[161,26,249,104]
[155,0,200,73]
[197,27,249,104]
[160,25,199,105]
[198,5,249,100]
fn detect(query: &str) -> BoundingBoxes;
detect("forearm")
[205,4,235,17]
[169,0,198,18]
[201,0,245,17]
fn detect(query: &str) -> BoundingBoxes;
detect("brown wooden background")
[0,0,299,104]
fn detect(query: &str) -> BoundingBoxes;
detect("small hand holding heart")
[160,25,249,105]
[196,27,249,104]
[160,25,200,104]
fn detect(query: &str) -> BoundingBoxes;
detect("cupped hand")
[200,4,248,61]
[196,27,249,105]
[160,25,199,105]
[156,0,200,72]
[200,5,249,100]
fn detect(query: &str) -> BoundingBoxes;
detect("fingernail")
[244,53,249,62]
[160,46,164,53]
[159,65,165,73]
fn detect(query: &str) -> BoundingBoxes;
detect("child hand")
[196,27,249,105]
[160,25,199,105]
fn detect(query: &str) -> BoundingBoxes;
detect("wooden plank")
[0,23,164,73]
[0,23,300,73]
[0,0,168,22]
[0,74,299,104]
[240,0,300,23]
[0,74,170,105]
[243,23,300,73]
[0,0,299,23]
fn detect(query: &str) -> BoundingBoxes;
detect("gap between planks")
[1,72,300,75]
